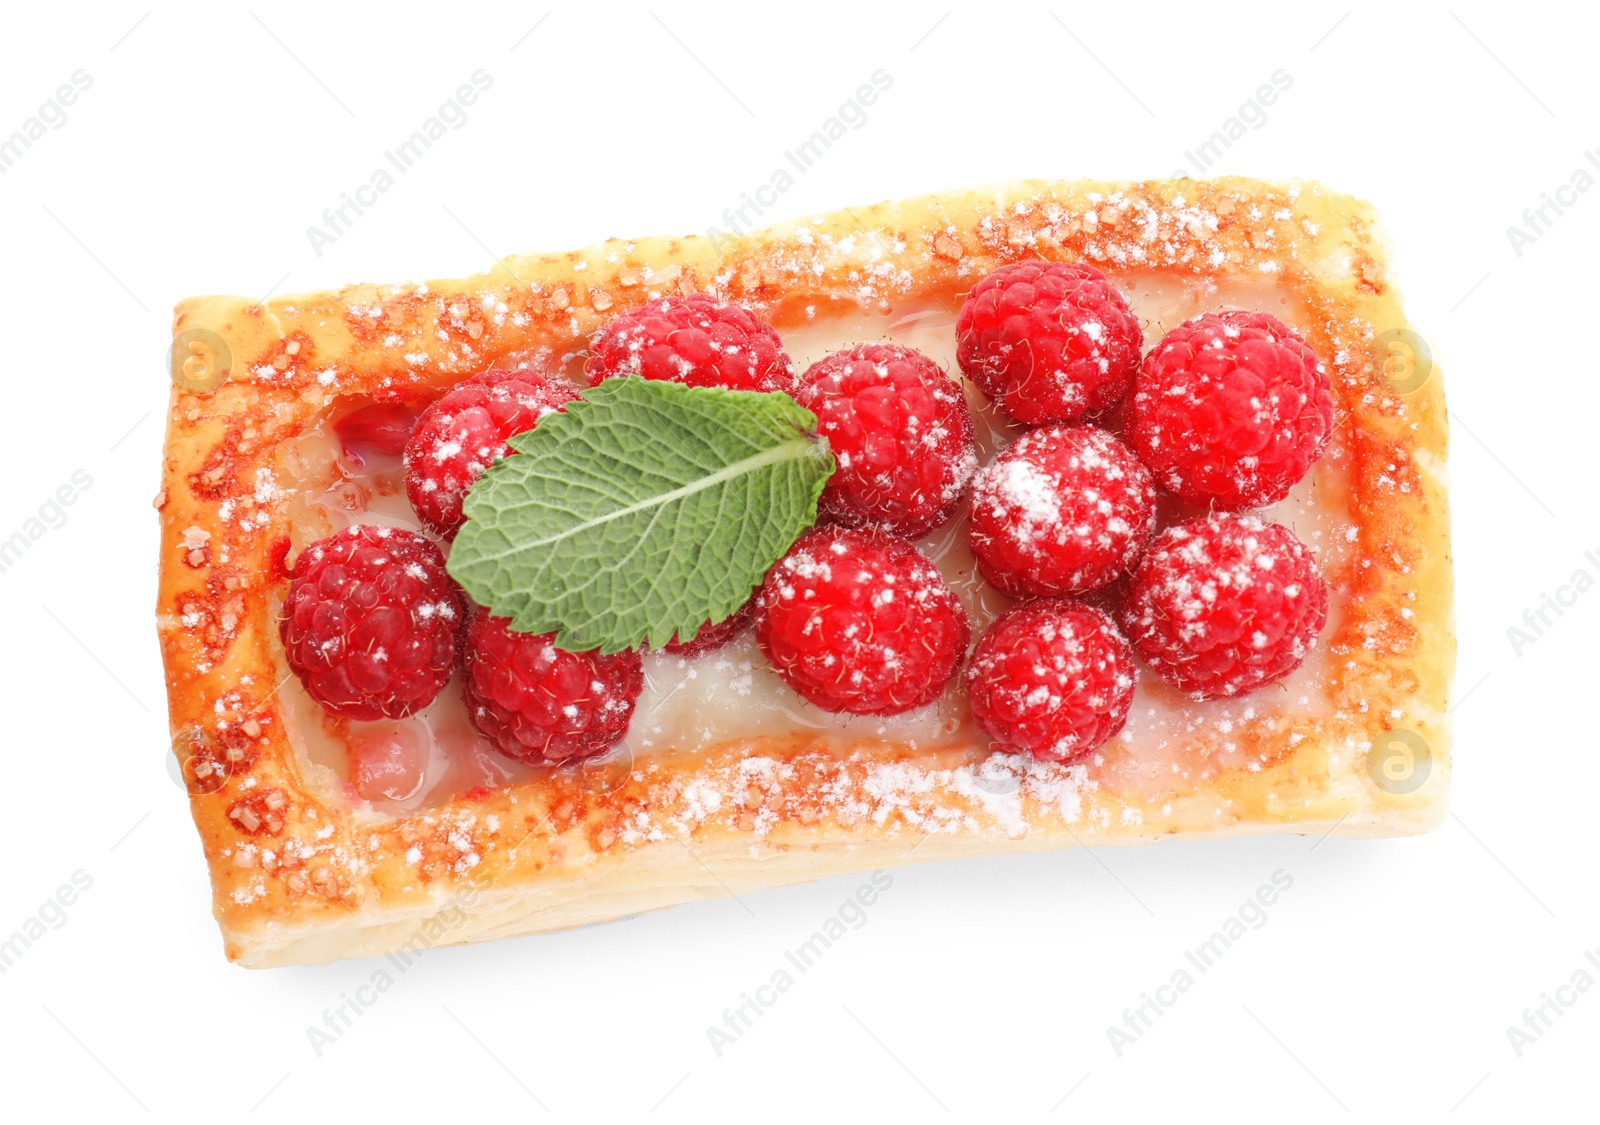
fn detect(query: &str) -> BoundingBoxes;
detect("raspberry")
[1120,513,1329,699]
[333,402,418,464]
[462,608,644,765]
[404,368,577,538]
[280,526,464,721]
[794,343,978,539]
[966,601,1136,763]
[956,261,1143,426]
[661,599,755,658]
[968,427,1157,598]
[755,527,969,716]
[1128,310,1333,510]
[586,293,794,393]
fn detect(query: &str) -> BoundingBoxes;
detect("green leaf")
[448,377,834,654]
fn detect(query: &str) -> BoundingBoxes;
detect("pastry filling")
[277,270,1355,815]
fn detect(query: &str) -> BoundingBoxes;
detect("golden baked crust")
[157,178,1453,967]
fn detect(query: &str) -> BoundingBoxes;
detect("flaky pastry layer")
[157,178,1453,967]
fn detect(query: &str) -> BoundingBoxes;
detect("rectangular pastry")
[157,177,1453,967]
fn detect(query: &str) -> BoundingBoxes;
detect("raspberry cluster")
[280,278,1339,781]
[953,278,1335,733]
[292,297,806,772]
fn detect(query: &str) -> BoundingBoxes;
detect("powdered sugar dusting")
[278,275,1361,825]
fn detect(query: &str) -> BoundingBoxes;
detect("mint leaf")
[448,377,834,654]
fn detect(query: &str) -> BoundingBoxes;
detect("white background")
[1,2,1594,1121]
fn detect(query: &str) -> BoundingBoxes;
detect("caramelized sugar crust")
[158,179,1453,966]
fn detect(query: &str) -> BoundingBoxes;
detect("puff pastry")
[157,178,1454,967]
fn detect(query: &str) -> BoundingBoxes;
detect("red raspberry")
[966,601,1136,763]
[755,527,969,716]
[968,427,1157,598]
[1120,513,1329,699]
[404,369,577,538]
[794,343,978,539]
[280,526,464,721]
[956,261,1143,426]
[1128,310,1333,510]
[462,607,643,765]
[661,599,756,658]
[586,293,794,393]
[333,402,418,464]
